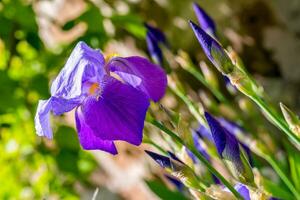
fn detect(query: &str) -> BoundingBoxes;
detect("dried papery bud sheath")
[280,102,300,137]
[204,112,254,184]
[189,20,234,75]
[145,150,204,191]
[192,2,216,36]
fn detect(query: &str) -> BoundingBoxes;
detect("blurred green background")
[0,0,300,199]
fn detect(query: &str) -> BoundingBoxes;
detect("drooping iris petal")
[107,56,167,102]
[192,2,216,36]
[234,183,250,200]
[189,21,234,75]
[35,97,81,138]
[50,97,82,115]
[82,76,150,145]
[75,107,117,154]
[50,41,106,100]
[204,112,242,169]
[145,150,171,168]
[35,100,52,139]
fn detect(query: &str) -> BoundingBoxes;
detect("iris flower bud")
[204,112,254,184]
[189,20,234,75]
[145,150,203,190]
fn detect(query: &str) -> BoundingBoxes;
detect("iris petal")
[35,99,52,139]
[82,76,150,145]
[107,56,167,102]
[35,97,81,138]
[50,41,105,100]
[75,107,117,154]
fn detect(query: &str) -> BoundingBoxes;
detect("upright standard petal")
[82,76,150,145]
[35,100,52,139]
[192,2,216,36]
[75,108,117,154]
[107,56,167,102]
[189,21,234,75]
[50,41,106,100]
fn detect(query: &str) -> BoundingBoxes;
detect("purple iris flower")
[189,20,234,75]
[145,23,168,65]
[192,2,216,36]
[35,41,167,154]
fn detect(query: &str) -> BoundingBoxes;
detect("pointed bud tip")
[145,150,171,168]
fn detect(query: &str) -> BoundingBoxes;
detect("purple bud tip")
[189,20,214,61]
[189,20,234,74]
[192,2,216,35]
[167,151,184,164]
[145,150,171,168]
[144,23,167,44]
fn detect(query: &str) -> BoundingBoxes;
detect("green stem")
[147,118,244,200]
[252,96,300,146]
[265,155,300,200]
[169,86,205,125]
[144,140,168,155]
[184,65,228,103]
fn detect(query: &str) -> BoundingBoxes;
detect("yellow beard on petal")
[89,83,100,95]
[105,53,120,63]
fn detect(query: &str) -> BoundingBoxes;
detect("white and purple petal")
[35,97,81,138]
[107,56,167,102]
[35,99,53,139]
[50,41,106,100]
[82,76,150,145]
